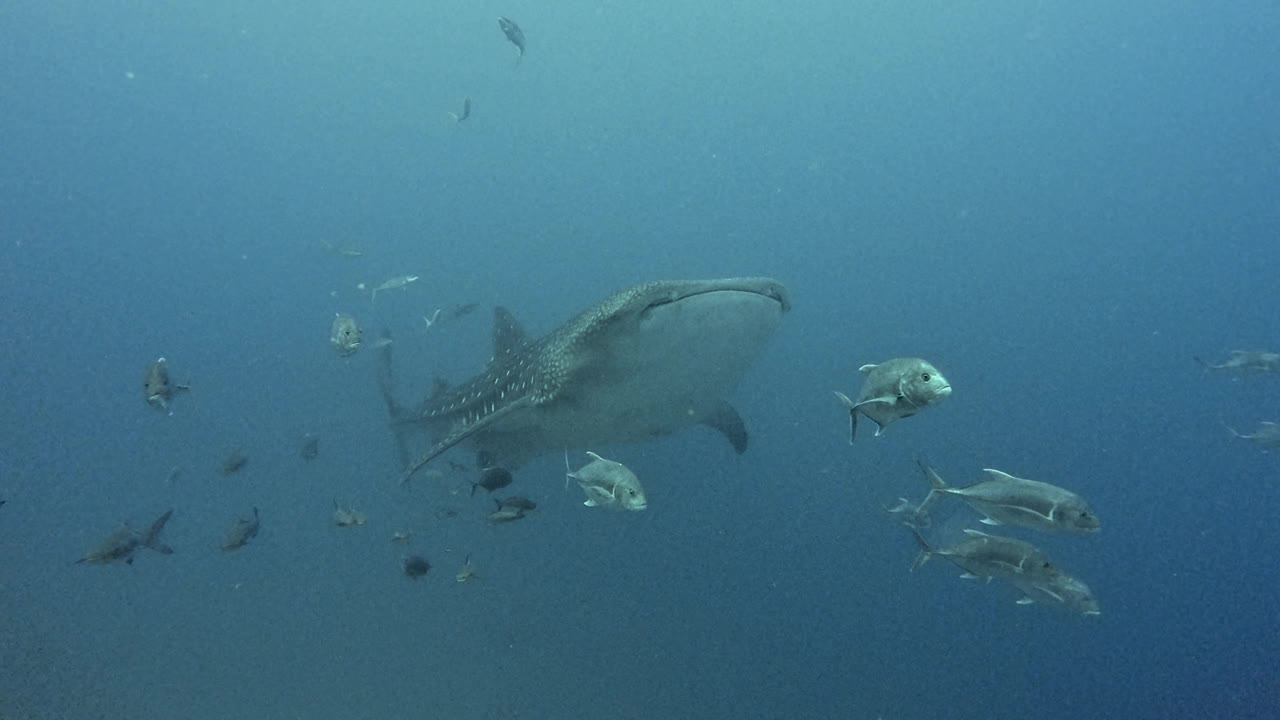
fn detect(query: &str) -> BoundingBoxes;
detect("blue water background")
[2,1,1278,718]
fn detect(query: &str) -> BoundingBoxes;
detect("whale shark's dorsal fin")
[492,306,528,363]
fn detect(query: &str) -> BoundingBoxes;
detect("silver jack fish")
[1195,350,1280,375]
[1010,572,1101,616]
[449,97,472,123]
[566,451,647,511]
[370,275,420,307]
[498,17,525,61]
[833,357,950,442]
[1224,421,1280,450]
[910,528,1057,582]
[918,461,1100,535]
[144,358,189,412]
[330,313,362,356]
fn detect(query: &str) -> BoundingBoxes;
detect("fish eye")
[921,373,931,382]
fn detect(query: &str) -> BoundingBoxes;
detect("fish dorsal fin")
[492,306,528,361]
[982,468,1018,482]
[858,364,877,374]
[962,528,992,538]
[585,451,607,463]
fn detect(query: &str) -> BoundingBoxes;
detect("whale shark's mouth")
[641,281,792,317]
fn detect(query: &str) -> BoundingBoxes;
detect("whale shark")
[378,277,791,485]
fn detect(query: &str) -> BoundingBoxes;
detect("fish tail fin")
[909,529,933,571]
[563,448,573,490]
[915,457,947,510]
[141,509,174,555]
[1222,421,1245,438]
[832,391,858,443]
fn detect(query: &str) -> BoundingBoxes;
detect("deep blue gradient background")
[2,2,1278,718]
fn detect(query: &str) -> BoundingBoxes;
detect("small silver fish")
[221,507,260,552]
[370,275,420,307]
[330,313,362,356]
[449,97,472,123]
[566,451,647,511]
[919,461,1100,535]
[455,554,478,583]
[333,501,366,527]
[1195,350,1280,375]
[833,357,951,442]
[319,239,364,257]
[1224,421,1280,450]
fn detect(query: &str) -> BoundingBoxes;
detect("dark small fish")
[300,434,320,461]
[143,357,189,412]
[76,509,174,566]
[221,507,260,552]
[221,450,249,476]
[495,496,536,512]
[498,17,525,60]
[450,97,472,123]
[402,555,431,579]
[448,303,480,320]
[471,466,513,497]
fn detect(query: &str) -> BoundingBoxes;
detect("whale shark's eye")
[921,373,931,382]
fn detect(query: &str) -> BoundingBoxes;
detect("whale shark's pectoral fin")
[700,399,748,454]
[400,397,535,485]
